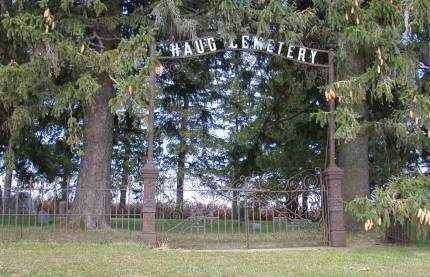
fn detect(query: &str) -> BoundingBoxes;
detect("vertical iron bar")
[328,49,336,167]
[224,207,226,234]
[258,200,262,235]
[65,187,68,233]
[114,194,118,230]
[127,193,130,232]
[244,192,249,249]
[217,208,220,243]
[237,190,240,236]
[230,191,234,235]
[1,185,4,241]
[271,205,275,237]
[53,195,56,234]
[14,189,17,241]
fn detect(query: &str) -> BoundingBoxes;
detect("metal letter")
[277,41,284,55]
[266,39,275,53]
[298,47,306,62]
[287,45,295,59]
[170,43,181,57]
[184,42,193,56]
[194,39,205,54]
[310,49,318,64]
[242,35,250,49]
[207,37,217,51]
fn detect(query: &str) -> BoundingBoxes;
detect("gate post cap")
[141,161,159,178]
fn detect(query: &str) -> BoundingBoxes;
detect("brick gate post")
[141,162,158,246]
[323,166,346,247]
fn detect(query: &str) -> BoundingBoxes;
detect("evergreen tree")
[313,0,430,228]
[0,0,152,227]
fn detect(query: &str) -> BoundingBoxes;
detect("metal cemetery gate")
[155,169,328,249]
[141,35,347,248]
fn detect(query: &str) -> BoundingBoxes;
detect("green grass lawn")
[0,242,429,276]
[1,216,326,248]
[1,215,321,233]
[0,226,326,249]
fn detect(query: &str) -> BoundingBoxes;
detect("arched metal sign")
[156,34,330,68]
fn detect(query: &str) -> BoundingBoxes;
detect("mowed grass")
[0,215,320,233]
[0,226,326,249]
[0,216,326,248]
[0,242,429,276]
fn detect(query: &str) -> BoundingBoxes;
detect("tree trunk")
[0,1,9,16]
[338,53,370,231]
[232,189,239,221]
[420,25,430,155]
[3,142,13,211]
[176,142,186,209]
[120,151,129,208]
[339,132,369,232]
[71,78,114,229]
[120,113,132,208]
[176,98,188,209]
[2,167,12,211]
[60,173,70,202]
[338,134,369,198]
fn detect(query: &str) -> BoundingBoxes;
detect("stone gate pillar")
[323,166,346,247]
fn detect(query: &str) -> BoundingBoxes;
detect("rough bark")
[71,78,114,229]
[338,54,370,231]
[60,173,70,202]
[231,115,242,221]
[0,0,8,17]
[176,145,185,208]
[120,113,132,208]
[338,134,369,194]
[3,170,12,211]
[231,174,244,221]
[3,142,13,211]
[176,98,188,208]
[420,25,430,157]
[2,167,12,211]
[232,189,239,221]
[120,150,129,208]
[339,153,369,233]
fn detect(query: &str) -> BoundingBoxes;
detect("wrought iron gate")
[156,169,327,249]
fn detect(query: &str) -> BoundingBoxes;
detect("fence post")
[323,167,346,247]
[141,163,158,246]
[323,48,346,247]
